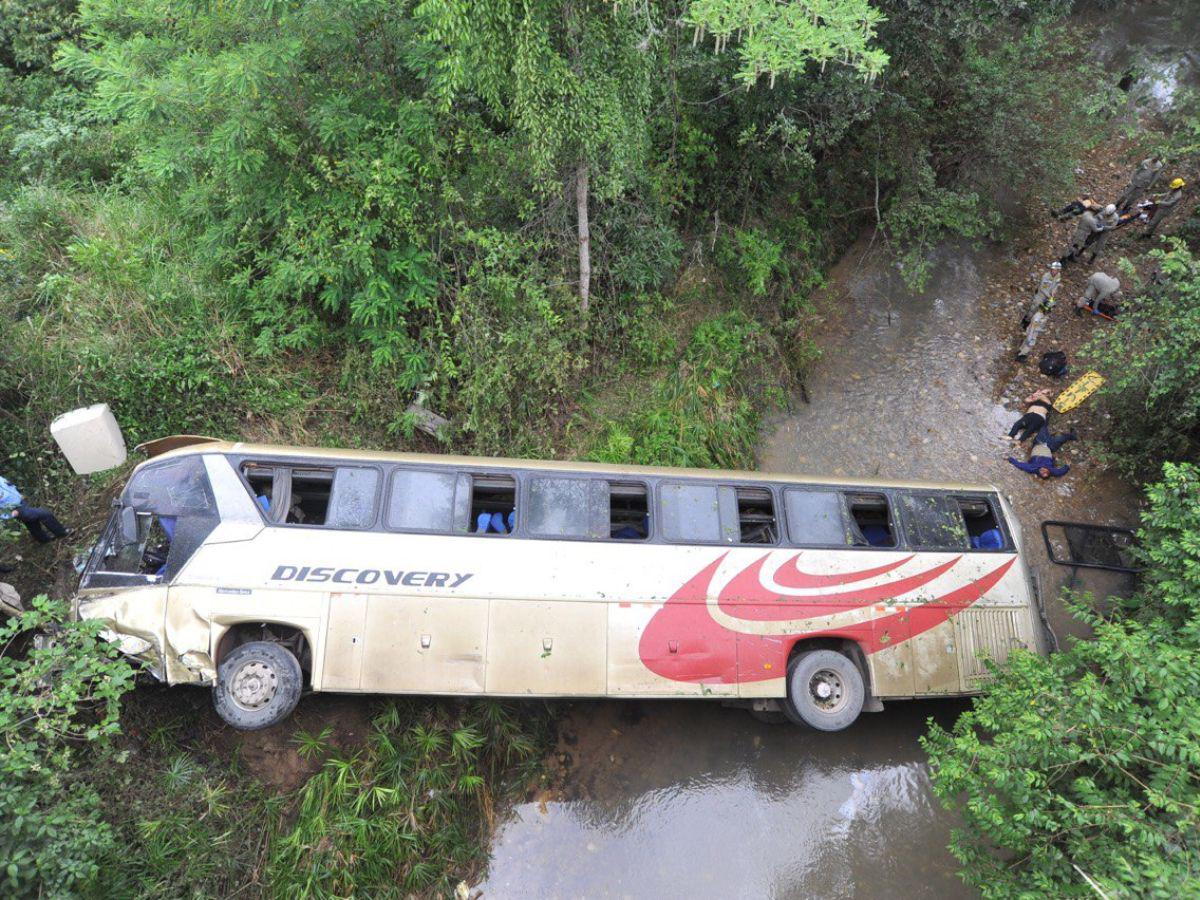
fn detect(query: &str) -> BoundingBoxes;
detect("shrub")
[0,596,135,897]
[922,463,1200,899]
[1084,242,1200,477]
[266,700,547,896]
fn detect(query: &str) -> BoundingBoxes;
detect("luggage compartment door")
[321,592,366,691]
[486,599,607,696]
[361,596,489,694]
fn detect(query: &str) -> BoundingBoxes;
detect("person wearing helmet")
[1117,157,1164,211]
[1022,261,1062,329]
[1060,208,1103,264]
[1141,177,1187,237]
[1084,204,1121,262]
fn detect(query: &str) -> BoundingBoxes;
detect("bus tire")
[213,640,303,730]
[785,650,865,732]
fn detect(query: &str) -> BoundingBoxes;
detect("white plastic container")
[50,403,128,474]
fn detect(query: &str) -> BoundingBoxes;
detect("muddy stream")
[482,5,1197,897]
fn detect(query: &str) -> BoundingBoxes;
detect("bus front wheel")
[785,650,865,731]
[214,640,303,730]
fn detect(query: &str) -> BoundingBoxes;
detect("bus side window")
[326,467,380,529]
[385,468,458,532]
[288,468,333,525]
[733,487,777,544]
[469,474,517,535]
[845,493,896,548]
[610,482,649,540]
[241,464,279,520]
[527,477,604,539]
[898,493,969,550]
[958,498,1005,550]
[661,483,721,543]
[784,489,848,545]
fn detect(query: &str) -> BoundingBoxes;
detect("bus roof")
[137,436,1002,495]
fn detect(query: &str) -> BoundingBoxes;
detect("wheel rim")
[229,660,278,712]
[807,667,847,714]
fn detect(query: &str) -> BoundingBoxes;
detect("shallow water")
[479,3,1188,895]
[485,699,974,899]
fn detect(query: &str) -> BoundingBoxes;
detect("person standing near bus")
[0,475,70,544]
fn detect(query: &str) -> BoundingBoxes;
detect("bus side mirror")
[119,507,140,544]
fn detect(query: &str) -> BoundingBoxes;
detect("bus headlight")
[98,628,153,656]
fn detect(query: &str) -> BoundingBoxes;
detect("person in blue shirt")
[1,475,70,544]
[1007,426,1078,479]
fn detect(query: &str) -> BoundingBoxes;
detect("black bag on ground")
[1097,298,1120,318]
[1039,350,1068,378]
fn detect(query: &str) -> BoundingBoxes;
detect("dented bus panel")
[67,440,1048,731]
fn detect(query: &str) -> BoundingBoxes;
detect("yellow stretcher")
[1054,371,1105,413]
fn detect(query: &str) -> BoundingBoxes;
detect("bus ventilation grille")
[954,607,1026,682]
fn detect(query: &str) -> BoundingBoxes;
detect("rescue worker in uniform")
[1141,178,1187,238]
[1060,209,1103,264]
[1017,309,1051,361]
[1085,204,1120,262]
[1117,157,1163,211]
[1075,271,1121,316]
[1022,261,1062,329]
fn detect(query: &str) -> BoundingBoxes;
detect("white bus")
[68,437,1051,731]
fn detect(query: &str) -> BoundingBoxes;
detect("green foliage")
[588,310,777,469]
[0,186,313,493]
[0,0,78,72]
[922,463,1200,899]
[1127,462,1200,629]
[266,700,547,897]
[1084,242,1200,476]
[0,596,135,897]
[684,0,889,87]
[716,226,785,297]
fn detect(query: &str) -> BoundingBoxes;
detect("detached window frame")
[237,460,382,531]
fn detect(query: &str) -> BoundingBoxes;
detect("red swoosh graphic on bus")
[718,554,961,621]
[771,553,915,589]
[638,553,1016,685]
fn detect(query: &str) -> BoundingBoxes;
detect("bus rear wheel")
[784,650,865,732]
[214,640,303,730]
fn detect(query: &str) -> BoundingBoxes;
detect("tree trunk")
[576,161,590,314]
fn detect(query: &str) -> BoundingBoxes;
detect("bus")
[69,437,1052,731]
